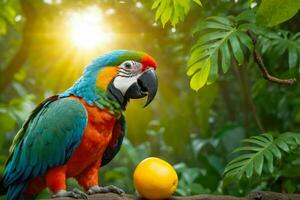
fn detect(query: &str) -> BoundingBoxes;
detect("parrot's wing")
[101,114,126,167]
[3,96,87,186]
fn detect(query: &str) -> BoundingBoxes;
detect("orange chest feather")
[66,97,117,176]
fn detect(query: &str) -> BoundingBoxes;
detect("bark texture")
[44,191,300,200]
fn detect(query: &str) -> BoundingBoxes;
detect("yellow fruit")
[133,157,178,200]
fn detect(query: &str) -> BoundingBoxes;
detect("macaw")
[0,50,158,200]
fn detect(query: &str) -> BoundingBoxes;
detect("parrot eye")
[124,62,132,69]
[119,61,142,74]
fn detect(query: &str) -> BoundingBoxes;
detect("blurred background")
[0,0,299,198]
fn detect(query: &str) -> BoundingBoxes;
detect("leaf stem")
[247,30,296,85]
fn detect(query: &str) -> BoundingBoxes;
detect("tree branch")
[45,191,300,200]
[247,30,296,85]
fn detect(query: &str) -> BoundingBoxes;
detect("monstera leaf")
[187,12,255,90]
[223,133,300,186]
[258,30,300,71]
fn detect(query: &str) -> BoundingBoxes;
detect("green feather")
[115,51,146,65]
[95,88,123,116]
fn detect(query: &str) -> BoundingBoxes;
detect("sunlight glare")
[68,6,113,50]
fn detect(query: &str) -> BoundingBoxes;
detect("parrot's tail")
[0,175,30,200]
[0,175,7,195]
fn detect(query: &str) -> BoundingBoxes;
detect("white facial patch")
[113,60,143,95]
[113,74,141,95]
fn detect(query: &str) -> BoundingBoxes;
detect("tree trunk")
[45,191,300,200]
[0,0,35,91]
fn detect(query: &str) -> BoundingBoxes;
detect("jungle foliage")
[0,0,300,198]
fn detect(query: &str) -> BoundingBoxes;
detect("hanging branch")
[247,30,296,85]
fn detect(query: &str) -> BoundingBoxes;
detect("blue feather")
[6,183,27,200]
[59,50,127,104]
[3,97,88,199]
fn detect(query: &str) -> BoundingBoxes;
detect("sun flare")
[67,6,114,49]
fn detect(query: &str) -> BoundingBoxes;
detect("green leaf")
[155,0,169,21]
[288,45,298,69]
[262,133,273,142]
[269,144,281,159]
[224,159,249,174]
[236,10,256,23]
[254,153,263,175]
[174,1,185,21]
[206,16,232,26]
[292,32,300,40]
[196,32,229,46]
[223,171,240,186]
[275,139,289,152]
[161,6,173,27]
[188,15,253,90]
[250,135,272,144]
[236,31,253,51]
[233,146,262,153]
[182,168,200,184]
[259,38,271,54]
[242,138,267,148]
[188,47,209,67]
[264,149,274,173]
[256,0,300,27]
[238,23,257,32]
[284,132,300,144]
[152,0,162,9]
[227,153,253,165]
[245,160,253,178]
[153,0,202,27]
[208,51,218,84]
[190,58,210,91]
[229,33,244,65]
[171,7,179,26]
[187,59,203,76]
[271,40,288,58]
[220,42,231,73]
[192,0,202,6]
[223,133,300,185]
[177,0,190,14]
[193,21,232,34]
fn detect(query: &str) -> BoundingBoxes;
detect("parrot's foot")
[87,185,125,195]
[52,188,88,199]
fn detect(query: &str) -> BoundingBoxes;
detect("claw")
[87,185,125,196]
[52,188,88,199]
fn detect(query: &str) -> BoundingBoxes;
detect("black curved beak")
[139,69,158,107]
[124,69,158,107]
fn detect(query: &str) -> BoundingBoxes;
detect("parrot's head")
[85,50,158,109]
